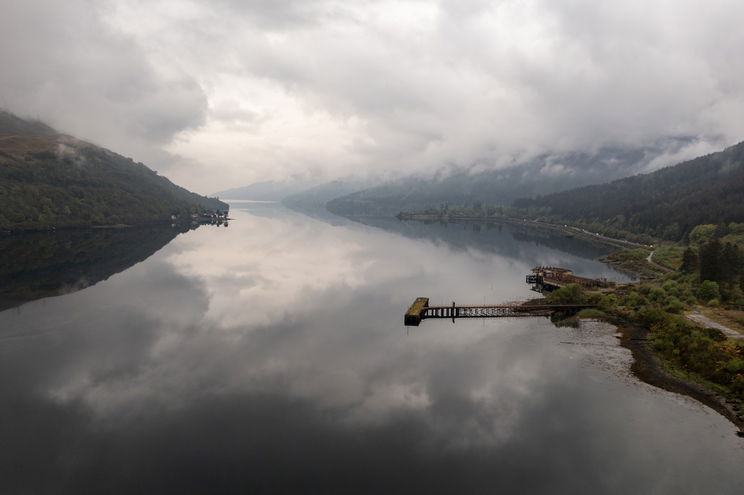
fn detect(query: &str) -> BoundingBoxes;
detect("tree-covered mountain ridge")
[326,140,695,217]
[0,111,227,231]
[512,140,744,242]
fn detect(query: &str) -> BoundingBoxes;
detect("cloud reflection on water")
[1,205,743,493]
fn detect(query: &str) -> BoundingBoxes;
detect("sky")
[2,0,744,194]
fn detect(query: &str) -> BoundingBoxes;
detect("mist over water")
[2,203,743,494]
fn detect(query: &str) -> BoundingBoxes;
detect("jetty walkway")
[404,297,592,326]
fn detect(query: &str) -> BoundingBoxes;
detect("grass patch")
[651,244,685,270]
[607,248,651,262]
[576,308,607,319]
[601,248,662,278]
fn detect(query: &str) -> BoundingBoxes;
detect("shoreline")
[527,298,744,434]
[595,256,744,434]
[0,216,232,235]
[396,212,650,250]
[591,258,744,434]
[615,319,744,434]
[401,213,744,434]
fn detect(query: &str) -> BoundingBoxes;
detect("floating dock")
[405,297,431,326]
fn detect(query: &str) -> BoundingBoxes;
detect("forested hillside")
[514,141,744,241]
[0,111,226,231]
[327,144,689,217]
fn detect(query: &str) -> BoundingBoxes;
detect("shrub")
[725,358,744,374]
[576,308,607,319]
[624,292,649,307]
[648,286,666,302]
[665,297,684,313]
[638,284,652,295]
[637,305,671,327]
[546,284,585,305]
[662,280,680,297]
[699,280,720,303]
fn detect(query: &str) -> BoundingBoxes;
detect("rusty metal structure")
[526,266,609,292]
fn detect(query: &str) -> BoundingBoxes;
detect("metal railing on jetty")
[404,297,592,326]
[404,266,604,326]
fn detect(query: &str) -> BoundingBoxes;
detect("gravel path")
[686,313,744,340]
[646,250,673,273]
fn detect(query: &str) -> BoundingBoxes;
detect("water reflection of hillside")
[348,217,616,261]
[0,226,190,312]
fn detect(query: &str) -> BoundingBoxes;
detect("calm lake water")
[2,202,744,494]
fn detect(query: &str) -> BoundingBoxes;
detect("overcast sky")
[2,0,744,194]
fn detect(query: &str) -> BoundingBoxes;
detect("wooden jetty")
[404,297,592,326]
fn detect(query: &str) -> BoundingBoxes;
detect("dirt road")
[686,312,744,340]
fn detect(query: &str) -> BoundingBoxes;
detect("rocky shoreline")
[616,320,744,435]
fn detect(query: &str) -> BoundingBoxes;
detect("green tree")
[662,222,681,240]
[689,224,717,245]
[680,247,698,274]
[699,280,721,303]
[721,242,741,284]
[699,238,722,282]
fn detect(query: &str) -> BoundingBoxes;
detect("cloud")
[2,0,744,192]
[0,0,207,176]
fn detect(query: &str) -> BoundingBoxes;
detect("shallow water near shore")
[1,203,743,494]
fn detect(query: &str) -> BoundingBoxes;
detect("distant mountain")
[282,178,380,211]
[326,144,691,217]
[0,111,226,231]
[513,141,744,241]
[214,180,320,201]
